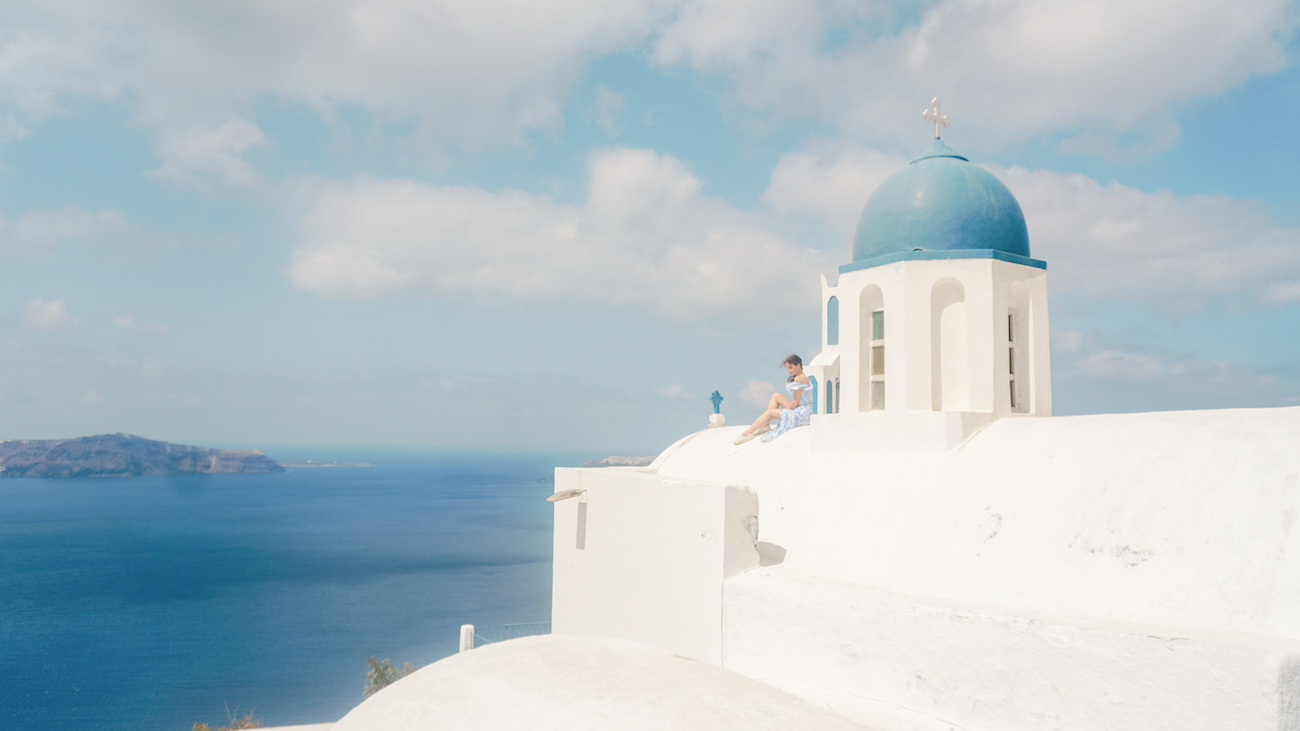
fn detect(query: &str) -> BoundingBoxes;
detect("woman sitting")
[734,354,813,445]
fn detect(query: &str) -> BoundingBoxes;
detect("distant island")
[579,455,655,468]
[281,460,375,468]
[537,456,656,483]
[0,433,285,478]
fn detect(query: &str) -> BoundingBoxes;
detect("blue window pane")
[827,297,839,345]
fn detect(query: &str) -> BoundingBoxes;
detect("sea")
[0,452,571,731]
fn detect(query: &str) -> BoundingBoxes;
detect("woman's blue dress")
[762,381,813,442]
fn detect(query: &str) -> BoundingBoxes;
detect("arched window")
[826,297,839,345]
[808,375,819,414]
[825,379,834,414]
[859,285,885,412]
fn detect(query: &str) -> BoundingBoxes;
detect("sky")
[0,0,1298,455]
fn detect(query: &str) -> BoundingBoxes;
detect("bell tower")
[806,100,1051,449]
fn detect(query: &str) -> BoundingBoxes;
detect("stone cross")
[923,97,950,138]
[710,391,724,414]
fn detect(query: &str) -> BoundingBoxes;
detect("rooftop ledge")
[840,249,1047,275]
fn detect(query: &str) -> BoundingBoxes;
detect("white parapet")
[725,568,1300,730]
[551,466,759,665]
[600,404,1300,729]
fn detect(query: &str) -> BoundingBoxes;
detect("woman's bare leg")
[768,392,794,410]
[741,392,793,436]
[740,391,795,437]
[743,407,782,435]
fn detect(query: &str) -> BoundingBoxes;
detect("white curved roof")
[331,635,869,730]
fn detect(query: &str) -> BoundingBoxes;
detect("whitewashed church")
[326,104,1300,731]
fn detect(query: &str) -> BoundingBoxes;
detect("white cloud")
[288,147,838,321]
[658,383,695,400]
[0,0,670,147]
[654,0,818,68]
[994,165,1300,309]
[1265,279,1300,305]
[593,86,624,134]
[1048,329,1283,402]
[740,379,776,405]
[1051,328,1089,354]
[288,138,1300,320]
[653,0,1295,148]
[4,0,1285,158]
[1077,349,1183,382]
[761,140,908,244]
[112,315,170,336]
[20,297,79,330]
[0,207,123,252]
[765,140,1300,311]
[1052,340,1282,398]
[140,357,168,378]
[151,118,267,186]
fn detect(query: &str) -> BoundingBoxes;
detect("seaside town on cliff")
[306,100,1300,731]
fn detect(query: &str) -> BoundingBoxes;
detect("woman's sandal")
[733,426,772,445]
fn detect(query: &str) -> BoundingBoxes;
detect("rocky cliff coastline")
[0,433,285,478]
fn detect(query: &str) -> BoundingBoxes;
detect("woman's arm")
[790,377,810,408]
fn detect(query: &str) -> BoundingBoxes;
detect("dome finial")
[923,97,950,139]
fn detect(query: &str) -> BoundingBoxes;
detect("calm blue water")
[0,453,562,730]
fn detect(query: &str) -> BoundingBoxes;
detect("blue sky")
[0,0,1297,455]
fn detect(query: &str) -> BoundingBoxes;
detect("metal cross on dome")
[923,97,950,138]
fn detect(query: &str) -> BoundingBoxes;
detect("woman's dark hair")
[782,354,802,382]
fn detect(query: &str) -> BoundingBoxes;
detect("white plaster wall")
[653,407,1300,639]
[725,569,1299,731]
[551,466,759,664]
[808,410,995,453]
[622,408,1300,729]
[557,406,1300,728]
[807,350,840,415]
[820,274,841,352]
[832,258,1048,417]
[1026,272,1052,415]
[931,279,969,411]
[815,274,843,415]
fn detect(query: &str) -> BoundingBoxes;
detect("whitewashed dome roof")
[331,634,869,730]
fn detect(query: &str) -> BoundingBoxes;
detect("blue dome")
[852,139,1030,262]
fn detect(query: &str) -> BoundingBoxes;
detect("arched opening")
[808,375,819,415]
[826,296,839,346]
[825,379,834,414]
[931,279,969,411]
[859,285,885,412]
[1007,281,1031,413]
